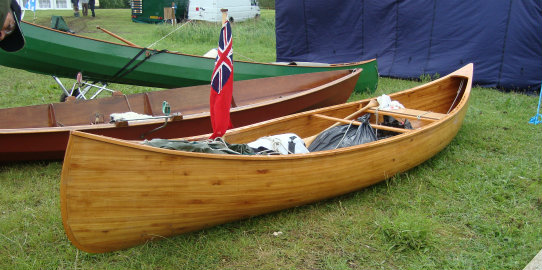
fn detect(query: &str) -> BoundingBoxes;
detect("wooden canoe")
[60,64,473,253]
[0,69,360,162]
[0,21,378,92]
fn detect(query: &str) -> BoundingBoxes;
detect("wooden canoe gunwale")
[61,64,473,253]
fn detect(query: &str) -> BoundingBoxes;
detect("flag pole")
[221,8,228,23]
[220,8,237,108]
[209,8,234,139]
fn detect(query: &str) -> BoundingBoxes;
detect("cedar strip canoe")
[0,69,360,162]
[0,21,378,92]
[60,64,473,253]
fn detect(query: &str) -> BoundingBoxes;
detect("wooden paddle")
[96,26,138,47]
[304,99,378,146]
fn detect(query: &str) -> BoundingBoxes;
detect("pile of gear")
[144,95,412,155]
[144,116,412,155]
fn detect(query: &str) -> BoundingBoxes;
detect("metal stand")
[53,74,117,101]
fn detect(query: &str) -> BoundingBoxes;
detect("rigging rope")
[235,52,257,62]
[108,21,192,83]
[147,20,192,49]
[148,20,259,63]
[334,120,355,150]
[110,48,168,82]
[447,79,464,114]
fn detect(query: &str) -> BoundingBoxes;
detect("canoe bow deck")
[61,64,473,253]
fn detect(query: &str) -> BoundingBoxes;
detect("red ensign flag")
[209,20,234,139]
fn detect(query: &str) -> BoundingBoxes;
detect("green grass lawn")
[1,9,541,270]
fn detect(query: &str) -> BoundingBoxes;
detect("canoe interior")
[0,70,352,129]
[223,74,468,144]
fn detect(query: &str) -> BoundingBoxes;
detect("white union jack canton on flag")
[211,21,233,94]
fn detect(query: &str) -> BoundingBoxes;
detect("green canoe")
[0,21,378,92]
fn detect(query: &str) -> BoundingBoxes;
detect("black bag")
[308,114,377,152]
[376,115,413,140]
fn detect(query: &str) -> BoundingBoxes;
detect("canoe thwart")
[304,99,378,146]
[311,113,410,133]
[366,107,445,121]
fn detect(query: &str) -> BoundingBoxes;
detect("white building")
[15,0,99,10]
[16,0,70,9]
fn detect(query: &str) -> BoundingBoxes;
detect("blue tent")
[275,0,542,91]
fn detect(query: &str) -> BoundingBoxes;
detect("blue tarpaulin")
[275,0,542,91]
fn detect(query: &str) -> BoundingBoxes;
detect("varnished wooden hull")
[61,64,473,253]
[0,69,359,162]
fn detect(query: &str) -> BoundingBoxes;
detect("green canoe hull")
[0,22,378,92]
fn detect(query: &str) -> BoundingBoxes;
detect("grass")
[1,8,542,270]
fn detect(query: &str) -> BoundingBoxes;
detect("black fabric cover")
[143,139,255,155]
[275,0,542,91]
[51,16,73,33]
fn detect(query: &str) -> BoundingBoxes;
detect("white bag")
[110,112,154,122]
[248,133,309,155]
[377,94,405,110]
